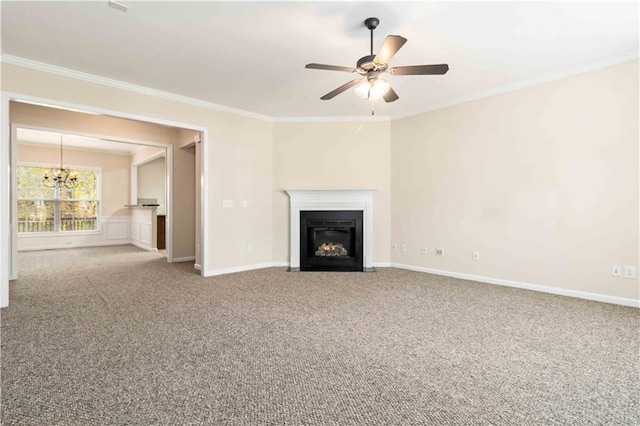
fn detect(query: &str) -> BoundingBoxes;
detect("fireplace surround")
[286,190,375,271]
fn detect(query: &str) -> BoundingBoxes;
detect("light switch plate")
[222,200,234,208]
[612,265,622,277]
[624,266,636,279]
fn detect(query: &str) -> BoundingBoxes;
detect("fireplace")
[300,210,363,271]
[286,189,375,271]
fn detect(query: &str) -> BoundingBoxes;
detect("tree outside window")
[18,165,99,233]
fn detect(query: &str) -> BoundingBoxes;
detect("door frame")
[1,91,210,308]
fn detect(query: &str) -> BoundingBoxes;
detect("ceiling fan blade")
[306,63,356,73]
[374,35,407,65]
[320,78,363,100]
[388,64,449,75]
[383,87,399,103]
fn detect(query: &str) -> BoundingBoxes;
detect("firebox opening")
[311,227,353,258]
[300,210,363,272]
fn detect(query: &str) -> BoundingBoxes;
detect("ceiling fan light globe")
[355,80,372,99]
[356,78,390,100]
[371,78,390,99]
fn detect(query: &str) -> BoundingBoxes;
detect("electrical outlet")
[392,244,398,251]
[612,265,622,277]
[436,248,444,256]
[247,244,253,253]
[624,266,636,279]
[421,246,428,254]
[401,244,407,253]
[242,200,248,208]
[473,251,480,261]
[222,200,234,208]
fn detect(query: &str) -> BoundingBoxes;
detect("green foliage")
[18,165,99,233]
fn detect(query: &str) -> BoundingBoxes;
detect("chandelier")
[43,135,78,189]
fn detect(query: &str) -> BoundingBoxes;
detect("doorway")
[1,94,209,307]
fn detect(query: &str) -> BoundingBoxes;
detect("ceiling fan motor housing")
[357,55,377,71]
[357,55,388,73]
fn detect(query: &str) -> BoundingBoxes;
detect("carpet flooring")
[2,245,639,425]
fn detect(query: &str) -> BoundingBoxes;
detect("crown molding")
[0,54,275,123]
[273,115,390,123]
[3,51,638,124]
[392,50,640,120]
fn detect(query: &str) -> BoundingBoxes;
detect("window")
[18,165,100,233]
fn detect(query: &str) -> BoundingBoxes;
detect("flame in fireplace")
[315,243,348,257]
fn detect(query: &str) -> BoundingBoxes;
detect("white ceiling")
[2,1,638,119]
[17,128,142,154]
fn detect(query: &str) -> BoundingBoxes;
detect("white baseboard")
[204,261,289,277]
[18,240,130,252]
[194,263,202,271]
[131,241,158,252]
[373,262,391,268]
[171,256,195,263]
[390,263,639,308]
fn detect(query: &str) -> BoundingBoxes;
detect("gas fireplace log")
[316,243,348,257]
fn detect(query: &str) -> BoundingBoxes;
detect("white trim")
[204,261,289,277]
[17,215,130,251]
[171,256,195,263]
[286,189,375,270]
[373,262,391,268]
[200,129,210,277]
[1,55,274,123]
[2,51,638,123]
[273,115,390,123]
[105,220,129,240]
[19,241,130,252]
[393,50,640,120]
[164,146,173,262]
[390,263,640,308]
[194,263,202,271]
[9,125,18,280]
[131,241,158,252]
[1,95,9,306]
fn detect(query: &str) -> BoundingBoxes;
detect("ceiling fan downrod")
[364,17,379,56]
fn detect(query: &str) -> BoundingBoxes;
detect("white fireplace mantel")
[286,189,375,270]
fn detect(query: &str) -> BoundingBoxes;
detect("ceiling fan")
[306,17,449,104]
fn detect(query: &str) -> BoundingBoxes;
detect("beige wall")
[17,144,130,217]
[272,121,391,265]
[3,60,638,303]
[3,63,275,271]
[137,156,166,215]
[210,114,273,270]
[172,143,196,260]
[391,61,639,300]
